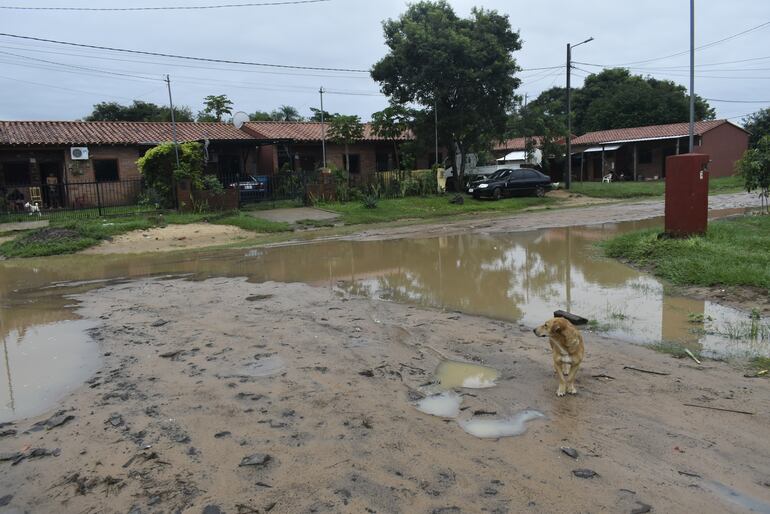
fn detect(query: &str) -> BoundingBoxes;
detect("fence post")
[95,181,103,216]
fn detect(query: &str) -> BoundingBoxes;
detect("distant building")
[570,120,749,181]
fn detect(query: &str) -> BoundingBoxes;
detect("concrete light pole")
[689,0,695,152]
[566,37,593,189]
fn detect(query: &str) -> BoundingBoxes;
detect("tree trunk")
[345,143,350,187]
[393,140,400,171]
[455,141,465,193]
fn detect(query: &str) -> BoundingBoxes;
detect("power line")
[0,43,370,79]
[589,20,770,67]
[0,49,162,82]
[0,32,370,73]
[0,0,329,11]
[706,98,770,103]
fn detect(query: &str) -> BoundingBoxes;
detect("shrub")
[137,141,205,207]
[362,193,378,209]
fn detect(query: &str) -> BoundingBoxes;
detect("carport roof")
[571,120,745,146]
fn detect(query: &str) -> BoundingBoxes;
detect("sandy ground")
[82,223,253,254]
[1,277,768,513]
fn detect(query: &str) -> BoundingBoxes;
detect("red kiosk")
[664,153,711,237]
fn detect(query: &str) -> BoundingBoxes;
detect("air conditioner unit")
[70,147,89,160]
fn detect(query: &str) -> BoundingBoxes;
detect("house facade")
[570,120,749,181]
[242,121,431,183]
[0,121,259,210]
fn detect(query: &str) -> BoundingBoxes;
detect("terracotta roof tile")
[571,120,742,145]
[493,136,545,151]
[244,121,410,142]
[0,121,254,145]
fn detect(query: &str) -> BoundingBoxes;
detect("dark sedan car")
[229,175,268,200]
[468,168,552,200]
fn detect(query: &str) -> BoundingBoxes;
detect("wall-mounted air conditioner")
[70,147,89,160]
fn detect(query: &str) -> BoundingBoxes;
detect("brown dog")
[534,317,585,397]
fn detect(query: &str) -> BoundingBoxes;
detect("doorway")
[39,161,64,208]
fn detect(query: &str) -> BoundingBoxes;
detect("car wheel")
[492,187,502,201]
[535,186,546,198]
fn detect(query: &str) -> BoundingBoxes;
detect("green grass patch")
[211,214,292,233]
[0,210,292,258]
[296,218,337,228]
[321,195,553,225]
[570,176,744,199]
[651,341,702,360]
[602,215,770,290]
[749,356,770,372]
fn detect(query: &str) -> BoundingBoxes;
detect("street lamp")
[566,36,593,190]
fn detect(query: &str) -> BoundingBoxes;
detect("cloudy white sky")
[0,0,768,124]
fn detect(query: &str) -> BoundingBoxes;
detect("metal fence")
[0,179,152,222]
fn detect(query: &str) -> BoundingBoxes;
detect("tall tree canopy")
[84,100,193,122]
[371,104,415,170]
[371,0,521,187]
[270,105,303,122]
[525,69,715,136]
[309,107,339,122]
[743,108,770,148]
[197,94,233,122]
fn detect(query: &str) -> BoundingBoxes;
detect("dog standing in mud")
[534,317,585,397]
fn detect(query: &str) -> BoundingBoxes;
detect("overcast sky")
[0,0,768,124]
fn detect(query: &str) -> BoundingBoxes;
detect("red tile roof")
[244,121,411,142]
[493,136,544,151]
[571,120,744,145]
[0,121,254,146]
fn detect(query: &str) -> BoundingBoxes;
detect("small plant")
[687,312,714,324]
[200,174,224,195]
[606,303,628,321]
[651,341,701,360]
[362,193,378,209]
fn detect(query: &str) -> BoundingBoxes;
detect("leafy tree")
[328,115,364,175]
[371,104,415,170]
[136,141,204,206]
[198,94,233,122]
[508,104,567,174]
[371,1,522,190]
[309,107,339,122]
[270,105,303,121]
[742,108,770,148]
[85,100,193,122]
[736,135,770,213]
[249,110,273,121]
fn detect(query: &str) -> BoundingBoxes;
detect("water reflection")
[0,215,767,375]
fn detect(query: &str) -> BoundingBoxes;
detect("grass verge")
[0,211,292,258]
[601,214,770,290]
[570,175,744,199]
[320,195,554,225]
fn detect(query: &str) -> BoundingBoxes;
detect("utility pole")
[566,37,593,189]
[688,0,695,152]
[165,74,180,168]
[566,44,572,189]
[434,97,439,167]
[319,86,327,168]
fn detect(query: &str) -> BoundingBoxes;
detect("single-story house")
[242,121,432,180]
[570,120,749,181]
[0,121,260,209]
[0,120,427,210]
[492,137,543,161]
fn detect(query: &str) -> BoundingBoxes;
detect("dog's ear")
[550,319,564,333]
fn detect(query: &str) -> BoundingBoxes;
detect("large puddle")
[1,211,767,420]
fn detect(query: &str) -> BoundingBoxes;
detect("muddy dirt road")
[338,192,759,242]
[1,277,768,513]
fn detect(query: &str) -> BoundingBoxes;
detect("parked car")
[468,168,552,200]
[229,175,268,199]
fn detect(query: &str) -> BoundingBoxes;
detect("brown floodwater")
[1,211,767,421]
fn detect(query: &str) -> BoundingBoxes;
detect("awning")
[497,150,528,162]
[581,144,622,153]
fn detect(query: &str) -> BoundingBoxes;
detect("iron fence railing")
[0,179,151,221]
